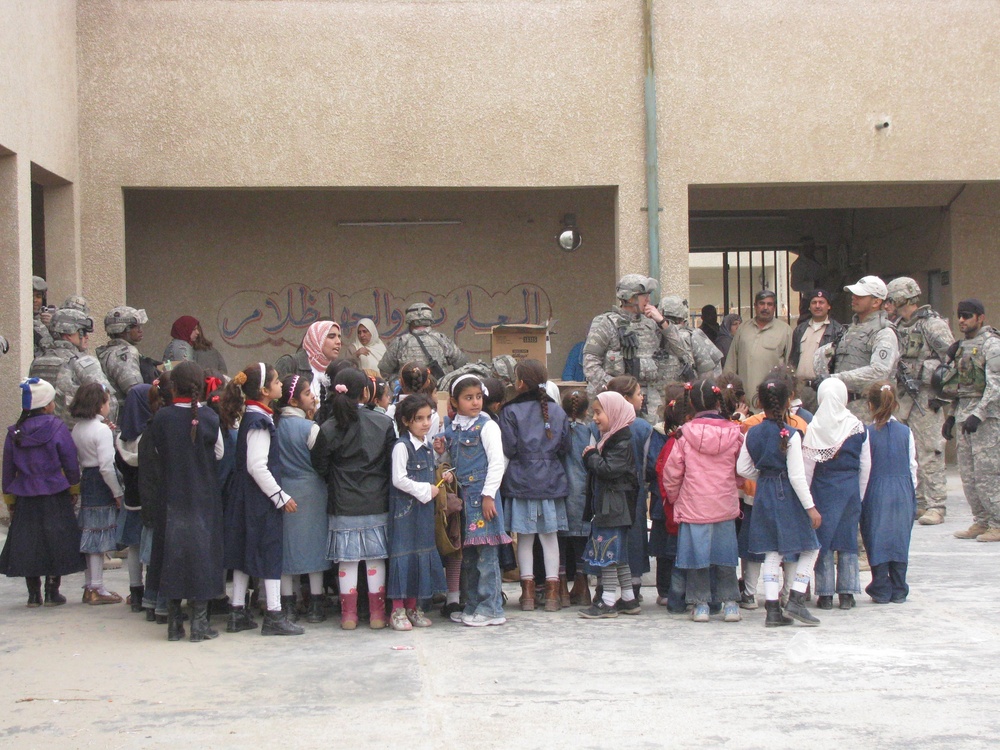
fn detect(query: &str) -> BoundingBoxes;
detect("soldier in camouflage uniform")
[815,276,900,421]
[886,277,955,526]
[61,294,90,314]
[378,302,468,379]
[583,275,686,420]
[940,299,1000,542]
[29,308,117,427]
[657,295,723,379]
[97,306,148,418]
[32,276,54,358]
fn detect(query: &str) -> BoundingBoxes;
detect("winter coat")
[2,415,80,497]
[583,427,637,528]
[789,317,845,370]
[663,413,743,524]
[499,392,571,499]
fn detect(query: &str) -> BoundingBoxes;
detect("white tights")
[338,560,386,595]
[231,570,280,611]
[85,553,105,592]
[517,532,560,580]
[762,550,819,601]
[280,572,325,597]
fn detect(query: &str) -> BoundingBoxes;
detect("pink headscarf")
[302,321,341,372]
[596,391,636,451]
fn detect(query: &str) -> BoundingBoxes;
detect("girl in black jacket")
[579,391,639,619]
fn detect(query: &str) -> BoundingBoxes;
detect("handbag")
[434,462,464,556]
[413,334,447,382]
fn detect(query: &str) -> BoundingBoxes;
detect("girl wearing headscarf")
[347,318,387,372]
[115,384,154,612]
[578,391,639,619]
[801,378,871,611]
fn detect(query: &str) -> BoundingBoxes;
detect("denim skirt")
[327,513,389,562]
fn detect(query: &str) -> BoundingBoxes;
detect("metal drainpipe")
[643,0,661,299]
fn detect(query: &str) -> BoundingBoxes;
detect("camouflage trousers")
[957,417,1000,529]
[898,391,948,513]
[846,398,869,423]
[642,384,663,424]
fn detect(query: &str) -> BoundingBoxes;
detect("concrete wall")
[124,187,616,376]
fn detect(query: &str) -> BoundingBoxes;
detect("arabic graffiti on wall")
[217,283,552,353]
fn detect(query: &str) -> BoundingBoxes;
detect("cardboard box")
[489,324,549,366]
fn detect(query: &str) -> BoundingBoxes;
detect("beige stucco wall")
[124,187,616,376]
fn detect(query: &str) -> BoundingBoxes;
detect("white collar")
[452,413,480,430]
[280,406,307,419]
[407,432,431,451]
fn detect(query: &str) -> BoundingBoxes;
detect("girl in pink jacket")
[663,378,744,623]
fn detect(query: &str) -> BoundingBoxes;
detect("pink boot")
[340,592,358,631]
[368,589,387,630]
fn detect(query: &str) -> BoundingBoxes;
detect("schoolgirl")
[70,382,124,604]
[138,372,172,621]
[115,383,153,612]
[221,363,304,636]
[737,377,822,627]
[311,367,396,630]
[560,389,593,606]
[0,379,84,606]
[578,391,639,619]
[663,378,745,623]
[802,378,871,610]
[499,359,571,612]
[648,383,693,613]
[861,383,918,604]
[274,374,331,624]
[601,375,652,602]
[387,362,439,430]
[144,361,226,641]
[437,374,511,627]
[387,394,448,630]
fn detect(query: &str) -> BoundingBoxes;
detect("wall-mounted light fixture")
[558,214,582,252]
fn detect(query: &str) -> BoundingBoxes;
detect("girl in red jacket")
[662,378,745,623]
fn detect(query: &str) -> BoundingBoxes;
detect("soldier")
[29,308,117,427]
[723,290,793,402]
[815,276,900,421]
[886,277,955,526]
[31,276,54,357]
[61,294,90,314]
[378,302,468,379]
[789,289,844,412]
[940,299,1000,542]
[583,274,685,419]
[97,306,148,417]
[656,295,723,381]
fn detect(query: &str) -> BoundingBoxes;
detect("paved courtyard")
[1,470,999,749]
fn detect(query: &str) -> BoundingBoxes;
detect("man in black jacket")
[790,289,844,412]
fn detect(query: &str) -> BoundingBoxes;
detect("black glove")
[942,416,956,440]
[946,340,961,362]
[962,415,982,435]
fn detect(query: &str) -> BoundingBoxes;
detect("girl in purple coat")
[0,379,85,606]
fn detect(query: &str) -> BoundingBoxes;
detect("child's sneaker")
[440,601,463,619]
[722,601,741,622]
[390,608,412,631]
[462,613,507,627]
[407,608,433,628]
[691,603,710,622]
[578,599,618,619]
[615,598,641,615]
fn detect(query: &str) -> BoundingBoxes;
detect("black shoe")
[226,605,259,633]
[281,595,300,623]
[145,608,156,622]
[889,593,907,604]
[440,601,463,619]
[839,594,856,610]
[632,584,643,603]
[189,601,220,642]
[26,577,42,608]
[816,595,834,610]
[167,600,186,641]
[615,598,641,615]
[129,586,145,613]
[784,590,820,626]
[261,609,305,636]
[156,613,168,625]
[306,598,326,623]
[579,599,618,619]
[764,599,792,627]
[43,576,66,606]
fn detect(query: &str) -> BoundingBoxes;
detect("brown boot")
[955,523,989,539]
[544,580,561,612]
[558,575,572,608]
[519,579,536,611]
[570,574,591,606]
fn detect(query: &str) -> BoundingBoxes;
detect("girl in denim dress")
[436,375,511,627]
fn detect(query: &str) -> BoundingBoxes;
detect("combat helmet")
[32,276,47,293]
[615,274,658,302]
[51,308,94,335]
[886,277,921,305]
[659,295,689,323]
[404,302,434,326]
[62,295,90,314]
[104,306,148,335]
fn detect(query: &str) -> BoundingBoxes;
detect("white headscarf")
[801,378,865,463]
[350,318,387,371]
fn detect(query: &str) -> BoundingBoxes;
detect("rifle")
[896,361,925,416]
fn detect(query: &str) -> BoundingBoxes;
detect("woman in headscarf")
[162,316,228,375]
[716,314,742,366]
[801,378,870,611]
[276,321,343,407]
[346,318,387,372]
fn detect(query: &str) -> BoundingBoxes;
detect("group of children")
[1,343,918,639]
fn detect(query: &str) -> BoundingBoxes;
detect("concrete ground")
[1,470,999,749]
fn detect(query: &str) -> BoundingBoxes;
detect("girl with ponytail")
[499,359,571,613]
[737,377,822,628]
[560,388,594,606]
[223,363,303,637]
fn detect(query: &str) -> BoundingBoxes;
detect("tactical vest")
[832,311,894,374]
[896,306,937,363]
[594,310,660,384]
[955,327,1000,398]
[29,343,76,386]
